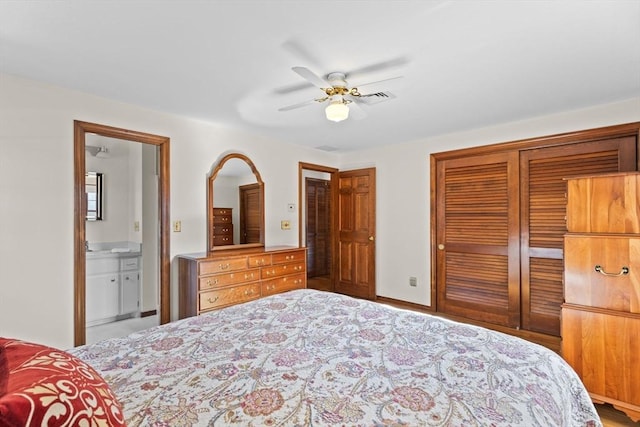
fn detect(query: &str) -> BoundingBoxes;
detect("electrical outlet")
[134,221,140,232]
[173,220,181,232]
[409,276,417,287]
[281,220,291,230]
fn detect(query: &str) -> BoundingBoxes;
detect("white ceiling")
[1,1,639,152]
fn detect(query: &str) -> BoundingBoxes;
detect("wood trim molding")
[74,121,170,346]
[431,122,640,161]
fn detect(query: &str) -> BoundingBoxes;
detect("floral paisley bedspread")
[70,289,601,426]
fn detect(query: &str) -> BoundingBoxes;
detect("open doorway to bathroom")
[74,121,170,347]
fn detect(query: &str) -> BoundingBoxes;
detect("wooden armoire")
[562,173,640,422]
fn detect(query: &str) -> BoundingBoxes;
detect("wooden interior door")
[436,151,521,327]
[336,168,376,300]
[306,178,331,278]
[520,137,637,335]
[239,183,262,244]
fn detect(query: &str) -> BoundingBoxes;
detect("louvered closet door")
[520,137,637,336]
[436,151,520,327]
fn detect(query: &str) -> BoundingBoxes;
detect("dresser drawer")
[272,249,306,265]
[564,235,640,313]
[248,253,271,267]
[212,208,232,216]
[262,273,306,296]
[212,234,233,246]
[199,257,247,275]
[566,173,640,234]
[261,261,306,279]
[212,224,233,236]
[199,284,260,312]
[561,306,640,406]
[198,269,259,290]
[213,214,232,224]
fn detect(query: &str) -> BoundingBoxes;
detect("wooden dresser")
[562,172,640,422]
[212,207,233,246]
[178,246,307,318]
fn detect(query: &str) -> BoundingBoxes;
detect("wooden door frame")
[298,162,339,288]
[74,120,170,347]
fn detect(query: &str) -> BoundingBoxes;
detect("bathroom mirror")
[208,153,264,252]
[86,172,103,221]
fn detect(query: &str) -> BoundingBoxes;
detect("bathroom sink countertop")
[86,248,141,258]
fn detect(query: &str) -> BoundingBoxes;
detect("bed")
[68,289,600,426]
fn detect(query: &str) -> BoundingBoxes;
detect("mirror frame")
[85,171,103,221]
[207,153,264,252]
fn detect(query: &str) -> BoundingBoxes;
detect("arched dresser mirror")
[207,153,264,253]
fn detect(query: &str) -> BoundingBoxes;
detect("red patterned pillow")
[0,338,126,427]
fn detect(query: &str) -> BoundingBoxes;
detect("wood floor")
[307,276,332,292]
[597,404,639,426]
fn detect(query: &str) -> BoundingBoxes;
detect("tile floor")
[86,314,158,345]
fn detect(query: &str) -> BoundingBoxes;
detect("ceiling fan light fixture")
[325,98,349,122]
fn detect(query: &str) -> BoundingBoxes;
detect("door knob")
[438,244,445,250]
[369,236,375,241]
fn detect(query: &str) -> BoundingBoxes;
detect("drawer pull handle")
[206,279,219,286]
[207,296,219,303]
[219,263,230,270]
[244,273,254,279]
[594,265,629,277]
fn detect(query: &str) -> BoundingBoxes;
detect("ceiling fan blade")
[354,91,396,106]
[282,39,324,68]
[348,100,367,120]
[273,81,314,95]
[355,75,403,89]
[346,56,409,78]
[278,98,320,112]
[292,66,329,89]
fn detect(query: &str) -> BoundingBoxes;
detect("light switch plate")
[173,220,181,232]
[281,220,291,230]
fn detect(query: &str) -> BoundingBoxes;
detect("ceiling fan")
[278,66,401,122]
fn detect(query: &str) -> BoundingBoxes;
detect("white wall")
[0,73,338,349]
[339,97,640,307]
[85,137,135,244]
[1,72,638,349]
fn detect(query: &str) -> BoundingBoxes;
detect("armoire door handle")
[594,265,629,277]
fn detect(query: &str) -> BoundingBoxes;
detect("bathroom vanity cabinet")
[86,253,141,326]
